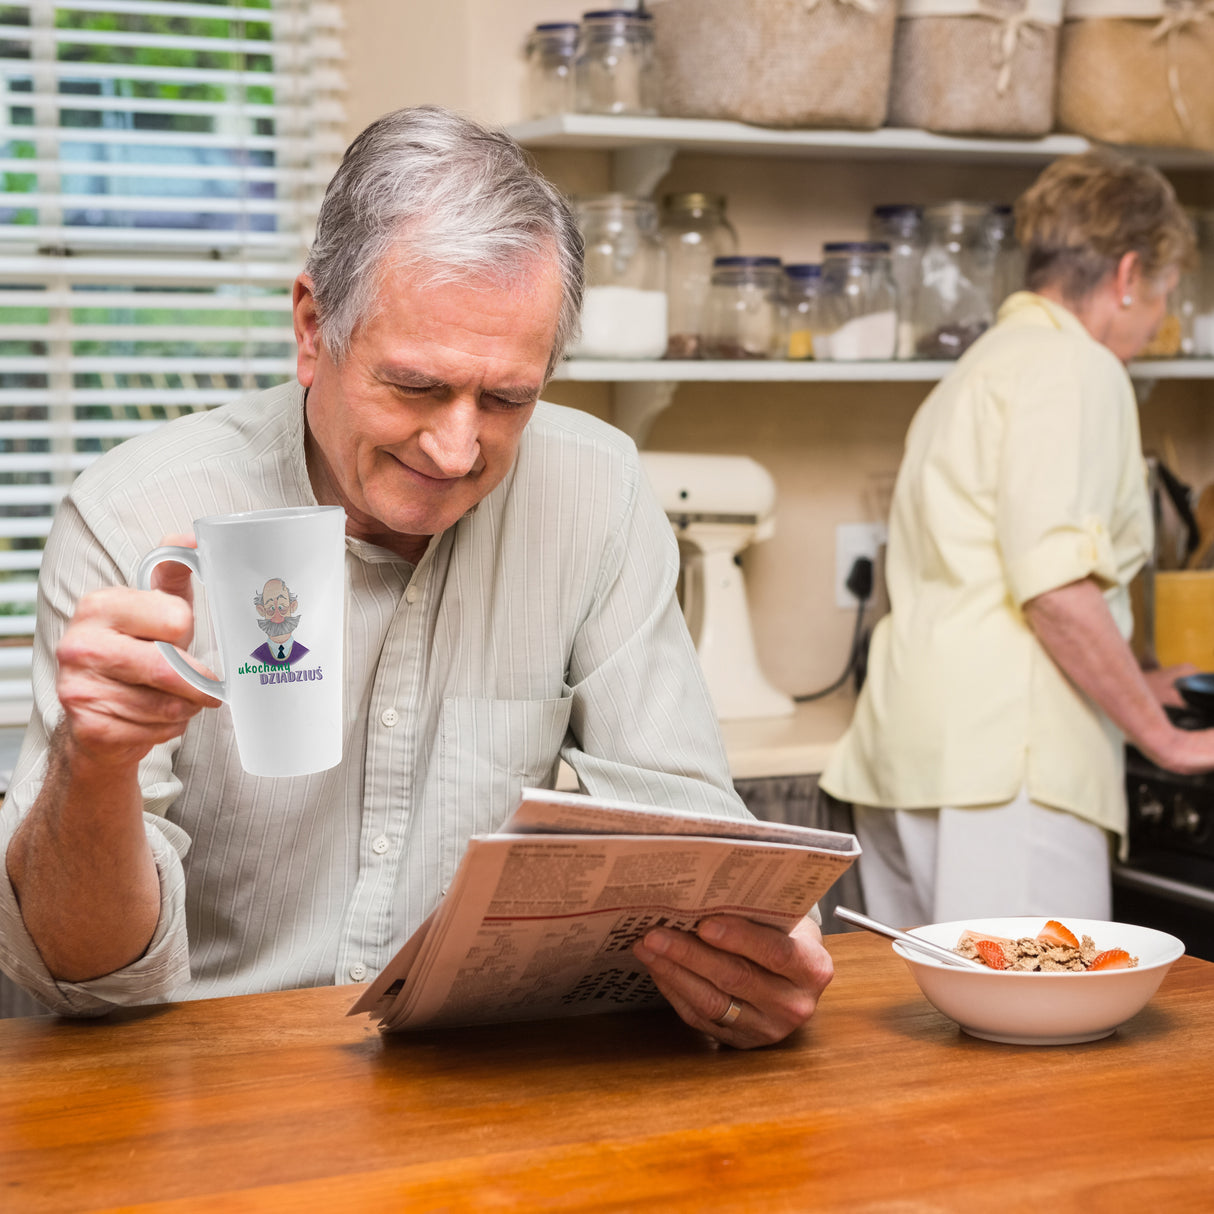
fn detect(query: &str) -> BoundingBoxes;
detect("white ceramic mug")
[137,505,346,778]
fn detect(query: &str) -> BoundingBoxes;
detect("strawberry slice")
[1088,948,1134,971]
[1037,919,1080,949]
[975,939,1008,970]
[957,928,1016,949]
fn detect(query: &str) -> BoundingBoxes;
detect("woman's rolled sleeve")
[1006,515,1120,606]
[997,347,1126,606]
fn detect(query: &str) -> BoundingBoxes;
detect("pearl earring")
[1122,295,1134,308]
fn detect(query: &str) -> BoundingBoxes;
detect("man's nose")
[418,398,480,477]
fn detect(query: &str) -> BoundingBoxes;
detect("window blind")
[0,0,345,724]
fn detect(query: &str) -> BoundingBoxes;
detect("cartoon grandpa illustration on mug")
[251,577,309,666]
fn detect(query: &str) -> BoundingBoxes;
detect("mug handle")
[135,546,227,701]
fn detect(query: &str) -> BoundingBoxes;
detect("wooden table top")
[3,931,1213,1213]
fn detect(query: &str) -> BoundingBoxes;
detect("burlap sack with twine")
[649,0,897,129]
[1057,1,1214,151]
[887,0,1061,136]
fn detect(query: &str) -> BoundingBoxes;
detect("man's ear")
[288,598,298,615]
[254,602,271,618]
[293,273,322,388]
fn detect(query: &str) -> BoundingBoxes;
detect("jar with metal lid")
[524,22,579,120]
[703,257,785,360]
[816,242,897,361]
[784,264,821,360]
[913,201,996,359]
[868,204,923,359]
[984,203,1023,316]
[568,194,667,360]
[574,9,657,116]
[660,192,738,359]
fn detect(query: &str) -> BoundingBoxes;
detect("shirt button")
[405,585,420,604]
[381,707,399,727]
[349,962,367,981]
[371,834,390,855]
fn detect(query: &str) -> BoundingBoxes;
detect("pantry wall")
[342,0,1214,700]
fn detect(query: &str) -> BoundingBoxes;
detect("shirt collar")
[997,290,1092,341]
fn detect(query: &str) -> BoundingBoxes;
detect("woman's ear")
[1114,250,1143,307]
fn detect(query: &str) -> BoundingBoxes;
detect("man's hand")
[632,914,834,1049]
[56,533,220,768]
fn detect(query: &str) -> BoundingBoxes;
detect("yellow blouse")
[821,292,1153,836]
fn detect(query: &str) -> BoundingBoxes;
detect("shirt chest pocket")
[438,694,574,873]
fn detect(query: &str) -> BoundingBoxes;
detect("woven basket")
[1057,2,1214,151]
[887,1,1061,136]
[649,0,897,129]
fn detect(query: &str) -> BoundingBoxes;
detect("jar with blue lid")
[574,9,657,116]
[524,22,579,120]
[816,241,897,361]
[704,256,785,360]
[784,263,821,360]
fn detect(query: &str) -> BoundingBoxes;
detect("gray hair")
[304,105,583,376]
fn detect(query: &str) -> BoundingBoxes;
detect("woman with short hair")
[821,150,1213,925]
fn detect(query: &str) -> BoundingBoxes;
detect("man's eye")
[484,394,529,410]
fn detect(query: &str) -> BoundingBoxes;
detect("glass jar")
[816,242,897,361]
[660,192,738,359]
[1193,209,1214,357]
[783,264,821,360]
[573,9,657,116]
[984,203,1023,316]
[524,22,579,120]
[704,257,785,359]
[568,194,667,360]
[913,201,996,359]
[868,205,923,359]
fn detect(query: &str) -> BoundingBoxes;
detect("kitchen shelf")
[553,358,1214,383]
[509,113,1214,170]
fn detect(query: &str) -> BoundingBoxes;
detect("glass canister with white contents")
[568,194,667,360]
[703,257,785,359]
[524,22,579,119]
[815,242,897,361]
[868,204,923,359]
[660,192,738,358]
[574,9,657,116]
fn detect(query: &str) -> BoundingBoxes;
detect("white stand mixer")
[640,451,795,721]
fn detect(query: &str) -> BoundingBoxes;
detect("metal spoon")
[833,906,988,971]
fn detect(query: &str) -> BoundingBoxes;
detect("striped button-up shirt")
[0,382,746,1016]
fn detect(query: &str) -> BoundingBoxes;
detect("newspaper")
[349,787,861,1032]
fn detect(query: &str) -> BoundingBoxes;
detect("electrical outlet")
[835,522,887,608]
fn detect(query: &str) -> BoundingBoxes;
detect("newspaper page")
[349,788,861,1032]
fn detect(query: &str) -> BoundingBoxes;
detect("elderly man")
[0,106,832,1045]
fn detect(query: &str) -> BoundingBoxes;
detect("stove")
[1115,705,1214,961]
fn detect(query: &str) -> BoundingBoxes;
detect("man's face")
[293,253,562,558]
[256,579,298,638]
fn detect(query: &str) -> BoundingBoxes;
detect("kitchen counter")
[556,693,855,790]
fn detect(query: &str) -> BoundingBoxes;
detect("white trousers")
[852,788,1113,929]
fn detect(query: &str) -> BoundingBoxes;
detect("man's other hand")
[632,913,834,1048]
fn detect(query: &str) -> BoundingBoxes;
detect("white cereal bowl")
[893,917,1185,1045]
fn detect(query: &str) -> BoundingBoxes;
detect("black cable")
[793,556,873,703]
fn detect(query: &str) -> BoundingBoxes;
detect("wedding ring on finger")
[714,997,743,1028]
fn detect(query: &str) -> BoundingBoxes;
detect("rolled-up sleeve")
[0,808,191,1016]
[997,347,1132,606]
